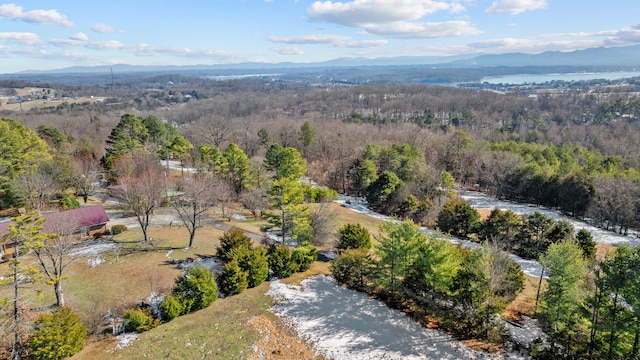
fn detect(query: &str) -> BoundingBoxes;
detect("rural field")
[0,87,105,112]
[0,191,544,359]
[0,195,388,359]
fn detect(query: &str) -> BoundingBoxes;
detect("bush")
[331,249,374,291]
[159,294,184,321]
[110,224,128,235]
[172,267,218,313]
[59,196,80,209]
[292,242,317,272]
[218,260,248,296]
[436,198,480,238]
[232,246,269,288]
[124,307,161,332]
[305,186,339,203]
[216,227,251,262]
[268,244,297,278]
[337,223,372,251]
[28,307,86,360]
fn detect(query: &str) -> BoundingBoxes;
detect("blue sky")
[1,1,639,73]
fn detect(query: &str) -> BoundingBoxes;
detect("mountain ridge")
[9,45,640,76]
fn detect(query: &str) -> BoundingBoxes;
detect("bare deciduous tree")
[215,180,235,220]
[71,153,101,203]
[308,203,337,248]
[118,164,165,242]
[29,211,81,307]
[240,186,268,219]
[170,174,218,248]
[14,166,59,211]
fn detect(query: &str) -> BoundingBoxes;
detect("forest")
[1,74,640,359]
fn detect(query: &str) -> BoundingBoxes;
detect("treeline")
[340,134,640,237]
[437,201,596,260]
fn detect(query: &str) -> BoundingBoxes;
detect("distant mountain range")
[9,45,640,76]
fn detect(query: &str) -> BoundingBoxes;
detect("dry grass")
[328,203,386,237]
[503,274,543,321]
[72,281,320,360]
[595,242,616,261]
[247,315,322,360]
[280,262,331,286]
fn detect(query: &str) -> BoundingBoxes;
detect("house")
[0,205,109,260]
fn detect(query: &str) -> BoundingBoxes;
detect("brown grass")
[503,274,543,321]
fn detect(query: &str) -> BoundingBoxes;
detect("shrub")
[59,196,80,209]
[110,224,128,235]
[337,223,372,251]
[305,186,339,203]
[123,307,161,333]
[159,294,184,321]
[172,267,218,313]
[232,246,269,288]
[216,227,251,262]
[268,244,297,278]
[436,198,480,238]
[28,307,86,360]
[218,260,248,296]
[292,242,317,272]
[331,249,374,291]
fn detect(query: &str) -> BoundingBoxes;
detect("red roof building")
[0,205,109,259]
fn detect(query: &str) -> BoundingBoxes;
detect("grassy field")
[0,87,105,112]
[0,208,340,359]
[0,200,549,359]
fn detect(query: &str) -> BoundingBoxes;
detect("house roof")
[0,205,109,235]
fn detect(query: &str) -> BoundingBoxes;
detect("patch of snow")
[230,213,247,221]
[87,257,105,267]
[179,256,224,274]
[147,291,165,318]
[267,275,526,360]
[70,241,119,258]
[338,194,544,278]
[505,316,547,349]
[265,230,298,246]
[166,250,173,258]
[459,189,640,247]
[112,333,137,351]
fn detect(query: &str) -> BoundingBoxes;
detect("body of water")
[481,71,640,85]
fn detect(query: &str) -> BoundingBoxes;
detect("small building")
[0,205,109,260]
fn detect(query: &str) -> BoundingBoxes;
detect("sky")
[1,1,639,73]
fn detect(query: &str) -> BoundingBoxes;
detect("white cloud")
[70,32,89,42]
[92,41,126,50]
[0,32,41,45]
[308,0,457,27]
[364,20,481,38]
[0,3,74,27]
[343,39,389,47]
[467,37,604,54]
[267,34,351,45]
[91,23,123,33]
[307,1,478,39]
[267,34,388,48]
[535,25,640,48]
[50,33,92,47]
[485,0,547,15]
[129,43,240,60]
[273,46,305,55]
